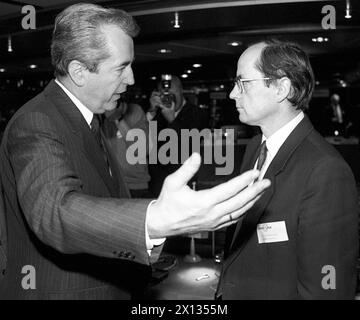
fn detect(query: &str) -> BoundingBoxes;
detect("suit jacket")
[217,116,359,299]
[0,80,161,300]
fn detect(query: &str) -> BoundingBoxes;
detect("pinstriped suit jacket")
[0,80,160,299]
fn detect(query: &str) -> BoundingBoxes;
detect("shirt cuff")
[145,200,166,255]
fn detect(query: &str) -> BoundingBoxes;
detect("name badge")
[257,221,289,244]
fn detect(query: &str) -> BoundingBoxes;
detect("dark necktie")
[90,114,101,146]
[90,114,113,177]
[255,141,268,181]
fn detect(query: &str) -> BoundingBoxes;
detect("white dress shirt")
[255,112,305,180]
[55,79,164,253]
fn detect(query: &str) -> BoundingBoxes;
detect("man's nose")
[229,85,240,100]
[124,67,135,86]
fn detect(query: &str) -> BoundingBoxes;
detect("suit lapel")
[225,116,314,269]
[43,80,121,197]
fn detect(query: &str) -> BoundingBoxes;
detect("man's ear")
[67,60,87,87]
[275,77,292,103]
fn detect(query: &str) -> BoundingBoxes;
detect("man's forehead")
[237,43,266,75]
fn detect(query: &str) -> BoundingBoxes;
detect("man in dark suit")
[0,3,270,300]
[217,40,359,300]
[147,75,209,197]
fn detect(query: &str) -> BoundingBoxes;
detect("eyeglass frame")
[233,76,272,93]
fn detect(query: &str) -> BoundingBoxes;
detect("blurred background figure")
[146,75,209,197]
[103,98,152,198]
[324,93,352,137]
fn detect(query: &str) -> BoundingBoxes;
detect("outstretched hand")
[147,153,271,238]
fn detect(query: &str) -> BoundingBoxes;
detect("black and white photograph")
[0,0,359,306]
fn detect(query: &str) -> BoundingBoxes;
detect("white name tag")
[257,221,289,244]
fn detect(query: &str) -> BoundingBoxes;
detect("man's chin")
[238,113,249,124]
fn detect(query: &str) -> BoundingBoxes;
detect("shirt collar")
[55,78,93,127]
[261,111,304,159]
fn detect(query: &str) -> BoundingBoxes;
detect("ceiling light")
[171,12,182,29]
[158,49,172,54]
[186,70,192,74]
[29,64,37,69]
[0,68,5,73]
[7,35,12,53]
[312,37,329,43]
[150,76,157,80]
[193,63,202,68]
[228,41,241,47]
[345,0,352,19]
[181,74,188,78]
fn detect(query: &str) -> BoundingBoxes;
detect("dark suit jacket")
[149,102,209,196]
[0,80,161,300]
[217,116,359,299]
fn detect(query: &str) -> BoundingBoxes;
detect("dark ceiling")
[0,0,359,89]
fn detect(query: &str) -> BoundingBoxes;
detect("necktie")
[90,114,101,146]
[255,141,268,180]
[90,114,113,177]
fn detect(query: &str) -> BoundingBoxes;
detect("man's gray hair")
[51,3,140,77]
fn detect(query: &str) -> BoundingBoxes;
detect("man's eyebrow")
[117,59,135,68]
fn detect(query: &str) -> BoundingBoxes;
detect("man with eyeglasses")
[216,39,359,300]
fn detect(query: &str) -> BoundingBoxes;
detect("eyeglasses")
[234,76,271,94]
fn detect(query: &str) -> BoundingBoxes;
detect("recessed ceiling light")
[193,63,202,68]
[228,41,241,47]
[0,68,5,73]
[150,76,157,80]
[29,64,37,69]
[158,49,172,54]
[186,70,192,74]
[312,37,329,43]
[181,74,188,78]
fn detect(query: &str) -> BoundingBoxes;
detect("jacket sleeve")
[7,111,154,265]
[297,156,359,299]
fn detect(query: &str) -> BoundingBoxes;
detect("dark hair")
[255,39,315,110]
[51,3,140,77]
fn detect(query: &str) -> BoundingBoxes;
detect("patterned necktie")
[90,114,113,177]
[257,141,268,171]
[255,141,268,181]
